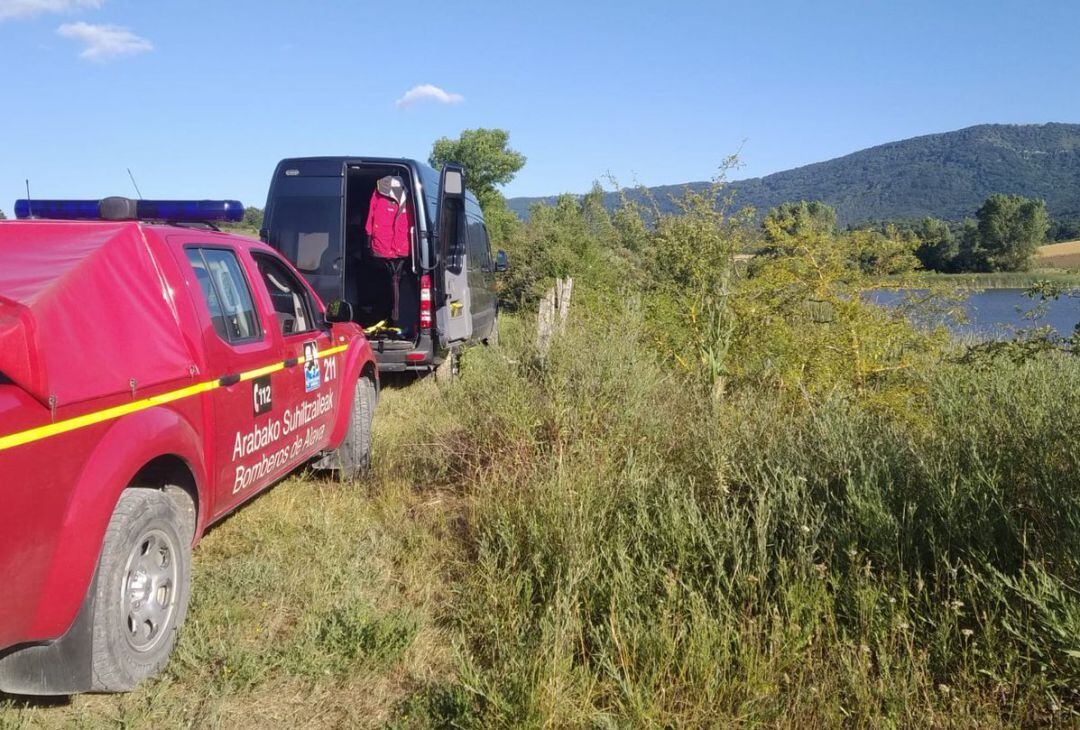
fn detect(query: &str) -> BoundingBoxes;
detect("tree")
[1048,217,1080,243]
[762,201,836,247]
[972,194,1049,272]
[428,128,526,206]
[429,128,526,246]
[913,217,958,272]
[0,209,5,220]
[953,220,985,272]
[242,207,264,230]
[847,225,920,276]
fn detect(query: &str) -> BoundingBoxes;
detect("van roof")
[270,157,479,205]
[273,156,436,176]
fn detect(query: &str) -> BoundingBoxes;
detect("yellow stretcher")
[363,320,403,337]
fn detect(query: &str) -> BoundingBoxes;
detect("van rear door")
[435,165,472,345]
[263,162,345,307]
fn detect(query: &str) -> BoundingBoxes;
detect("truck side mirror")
[324,298,353,324]
[495,250,509,272]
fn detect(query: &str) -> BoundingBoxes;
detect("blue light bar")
[136,199,245,223]
[15,199,100,220]
[13,198,245,223]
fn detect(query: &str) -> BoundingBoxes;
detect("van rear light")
[420,274,433,330]
[406,352,427,362]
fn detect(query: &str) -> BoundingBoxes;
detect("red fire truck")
[0,198,377,694]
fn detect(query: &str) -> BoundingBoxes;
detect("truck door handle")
[218,373,241,387]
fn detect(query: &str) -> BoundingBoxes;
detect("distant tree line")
[910,194,1049,273]
[764,194,1055,273]
[761,200,918,276]
[1048,217,1080,242]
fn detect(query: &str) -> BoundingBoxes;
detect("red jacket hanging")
[365,184,413,259]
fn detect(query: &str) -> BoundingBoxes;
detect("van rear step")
[371,338,416,352]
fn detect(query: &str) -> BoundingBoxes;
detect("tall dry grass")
[386,307,1079,727]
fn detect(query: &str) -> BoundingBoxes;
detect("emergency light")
[13,197,245,223]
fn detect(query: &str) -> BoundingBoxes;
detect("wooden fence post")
[536,276,573,358]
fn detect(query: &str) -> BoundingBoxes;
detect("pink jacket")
[365,189,413,259]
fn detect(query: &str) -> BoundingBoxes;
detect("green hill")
[508,123,1080,226]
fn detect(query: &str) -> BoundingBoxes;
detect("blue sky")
[1,0,1078,211]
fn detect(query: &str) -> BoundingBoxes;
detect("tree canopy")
[429,128,526,204]
[242,207,264,230]
[969,194,1049,272]
[913,217,958,272]
[762,201,836,245]
[429,128,526,246]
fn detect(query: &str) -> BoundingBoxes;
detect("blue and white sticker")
[303,341,321,392]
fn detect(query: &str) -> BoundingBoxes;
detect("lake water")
[870,288,1079,339]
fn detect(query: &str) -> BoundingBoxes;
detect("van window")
[445,206,467,276]
[254,254,316,336]
[186,248,261,343]
[266,176,343,278]
[416,163,440,224]
[466,216,491,271]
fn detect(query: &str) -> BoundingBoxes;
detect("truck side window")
[186,248,261,343]
[253,254,316,336]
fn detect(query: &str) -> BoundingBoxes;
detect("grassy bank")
[893,269,1080,289]
[404,314,1080,726]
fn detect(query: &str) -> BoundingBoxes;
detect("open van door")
[435,164,472,346]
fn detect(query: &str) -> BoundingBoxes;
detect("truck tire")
[90,488,192,692]
[335,375,375,480]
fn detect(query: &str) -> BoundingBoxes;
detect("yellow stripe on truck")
[0,344,350,453]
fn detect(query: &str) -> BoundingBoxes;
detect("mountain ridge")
[507,123,1080,226]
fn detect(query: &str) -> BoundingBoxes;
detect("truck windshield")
[265,175,343,304]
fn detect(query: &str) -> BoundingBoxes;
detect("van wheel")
[90,489,192,692]
[336,375,375,480]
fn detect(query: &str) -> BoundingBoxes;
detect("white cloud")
[0,0,102,21]
[395,84,464,109]
[56,21,152,61]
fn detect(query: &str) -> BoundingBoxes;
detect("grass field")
[1036,239,1080,270]
[900,268,1080,288]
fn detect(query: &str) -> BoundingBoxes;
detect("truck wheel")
[335,375,375,480]
[90,488,192,692]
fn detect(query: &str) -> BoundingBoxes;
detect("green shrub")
[401,297,1080,725]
